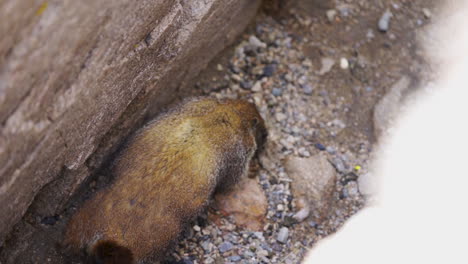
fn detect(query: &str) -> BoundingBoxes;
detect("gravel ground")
[168,1,437,263]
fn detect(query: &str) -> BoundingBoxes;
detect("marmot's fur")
[64,97,267,263]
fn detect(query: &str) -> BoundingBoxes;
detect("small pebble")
[326,9,337,22]
[326,146,336,154]
[240,81,252,90]
[332,157,347,173]
[283,215,298,226]
[201,241,212,253]
[252,81,262,92]
[298,147,311,157]
[319,57,335,75]
[422,8,432,19]
[378,10,393,32]
[337,5,351,16]
[218,241,233,253]
[315,143,326,151]
[249,35,267,48]
[228,256,242,262]
[277,204,284,211]
[254,232,265,240]
[272,243,283,252]
[308,221,318,228]
[193,225,201,232]
[303,84,313,95]
[263,64,277,77]
[344,181,360,198]
[340,57,349,69]
[272,87,282,96]
[252,65,264,75]
[277,227,289,244]
[275,112,287,122]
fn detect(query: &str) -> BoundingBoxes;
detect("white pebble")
[326,9,337,22]
[252,81,262,92]
[249,35,267,49]
[340,57,349,69]
[277,204,284,211]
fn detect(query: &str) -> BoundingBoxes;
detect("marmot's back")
[64,97,267,263]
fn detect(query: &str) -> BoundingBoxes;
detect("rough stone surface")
[286,154,337,222]
[214,177,268,231]
[0,0,261,247]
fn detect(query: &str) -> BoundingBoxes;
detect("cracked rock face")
[0,0,261,246]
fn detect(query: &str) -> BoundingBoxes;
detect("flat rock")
[214,177,268,231]
[286,154,337,222]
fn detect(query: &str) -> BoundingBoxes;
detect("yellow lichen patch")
[36,2,48,16]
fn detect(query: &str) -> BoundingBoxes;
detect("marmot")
[64,97,267,263]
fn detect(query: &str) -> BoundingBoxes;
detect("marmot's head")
[224,99,268,154]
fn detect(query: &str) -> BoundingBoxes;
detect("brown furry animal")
[64,97,267,263]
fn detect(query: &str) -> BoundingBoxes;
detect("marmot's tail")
[90,240,134,264]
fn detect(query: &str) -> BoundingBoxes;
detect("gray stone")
[318,57,335,75]
[331,157,347,173]
[378,10,393,32]
[241,81,253,90]
[326,146,336,154]
[228,255,242,262]
[254,231,265,241]
[272,87,282,96]
[286,154,337,222]
[263,64,277,77]
[303,84,314,95]
[219,241,234,253]
[277,227,289,244]
[342,181,360,199]
[202,241,213,253]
